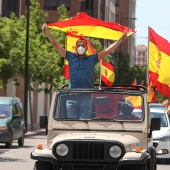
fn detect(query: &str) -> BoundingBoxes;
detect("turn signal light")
[135,147,141,153]
[37,144,43,149]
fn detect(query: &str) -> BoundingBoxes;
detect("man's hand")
[119,32,127,42]
[42,24,49,35]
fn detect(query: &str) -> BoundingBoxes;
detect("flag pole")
[147,27,150,87]
[99,59,102,90]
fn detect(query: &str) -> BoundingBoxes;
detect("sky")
[135,0,170,46]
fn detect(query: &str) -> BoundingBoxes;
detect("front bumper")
[0,131,10,142]
[154,140,170,159]
[31,148,149,169]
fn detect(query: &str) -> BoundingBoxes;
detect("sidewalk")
[25,129,46,137]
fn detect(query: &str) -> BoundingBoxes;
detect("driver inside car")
[114,100,141,120]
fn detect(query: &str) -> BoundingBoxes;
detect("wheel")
[18,131,25,146]
[148,147,157,170]
[33,161,53,170]
[5,132,12,148]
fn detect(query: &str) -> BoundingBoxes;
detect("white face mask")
[77,46,85,55]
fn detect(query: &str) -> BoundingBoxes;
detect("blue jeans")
[66,98,92,119]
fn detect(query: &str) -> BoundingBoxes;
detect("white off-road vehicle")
[31,85,160,170]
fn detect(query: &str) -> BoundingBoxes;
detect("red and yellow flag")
[149,27,170,98]
[162,99,168,106]
[47,12,136,41]
[167,104,170,112]
[101,60,115,87]
[63,33,96,79]
[131,79,137,85]
[125,96,142,109]
[148,75,157,102]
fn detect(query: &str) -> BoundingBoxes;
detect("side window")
[12,104,18,117]
[15,103,23,118]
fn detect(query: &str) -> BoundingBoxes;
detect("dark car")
[0,97,25,148]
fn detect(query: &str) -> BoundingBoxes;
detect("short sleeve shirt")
[65,51,98,88]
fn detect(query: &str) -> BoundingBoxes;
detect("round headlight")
[56,144,68,157]
[109,145,122,158]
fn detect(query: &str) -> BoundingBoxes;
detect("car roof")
[0,97,21,105]
[149,103,164,108]
[150,108,165,113]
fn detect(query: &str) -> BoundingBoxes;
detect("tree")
[0,14,23,95]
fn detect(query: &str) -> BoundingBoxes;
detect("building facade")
[135,45,147,66]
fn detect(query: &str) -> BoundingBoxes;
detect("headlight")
[0,124,7,132]
[109,145,122,158]
[56,143,68,156]
[154,135,170,141]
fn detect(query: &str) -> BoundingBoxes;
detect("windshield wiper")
[91,117,124,124]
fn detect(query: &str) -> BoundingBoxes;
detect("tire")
[148,147,157,170]
[18,131,25,146]
[33,161,53,170]
[5,132,12,148]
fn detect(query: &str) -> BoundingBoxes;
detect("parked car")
[0,97,25,148]
[132,107,170,164]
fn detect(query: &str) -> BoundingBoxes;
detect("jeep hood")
[49,133,140,152]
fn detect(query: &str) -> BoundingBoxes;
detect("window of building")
[115,15,119,22]
[138,51,141,56]
[142,51,145,56]
[80,0,93,16]
[115,0,119,7]
[2,0,19,18]
[44,0,70,11]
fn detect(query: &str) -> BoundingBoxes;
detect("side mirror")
[40,115,48,135]
[148,117,161,138]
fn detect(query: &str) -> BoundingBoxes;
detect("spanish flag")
[125,96,142,109]
[47,12,136,41]
[63,33,96,79]
[149,27,170,98]
[148,75,157,102]
[162,99,168,107]
[101,60,115,87]
[131,79,137,85]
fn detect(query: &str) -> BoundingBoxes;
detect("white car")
[132,107,170,163]
[151,108,170,164]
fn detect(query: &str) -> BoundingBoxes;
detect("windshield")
[0,105,10,118]
[54,92,143,121]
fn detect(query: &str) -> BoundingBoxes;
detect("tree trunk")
[0,83,7,96]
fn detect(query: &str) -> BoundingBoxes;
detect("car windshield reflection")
[0,105,10,118]
[54,92,143,121]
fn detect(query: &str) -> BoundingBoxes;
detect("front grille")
[73,142,104,160]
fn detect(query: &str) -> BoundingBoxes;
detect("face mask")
[77,46,85,55]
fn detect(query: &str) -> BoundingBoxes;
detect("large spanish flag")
[148,75,157,102]
[149,27,170,98]
[101,60,115,87]
[125,96,142,109]
[63,33,97,79]
[47,12,136,40]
